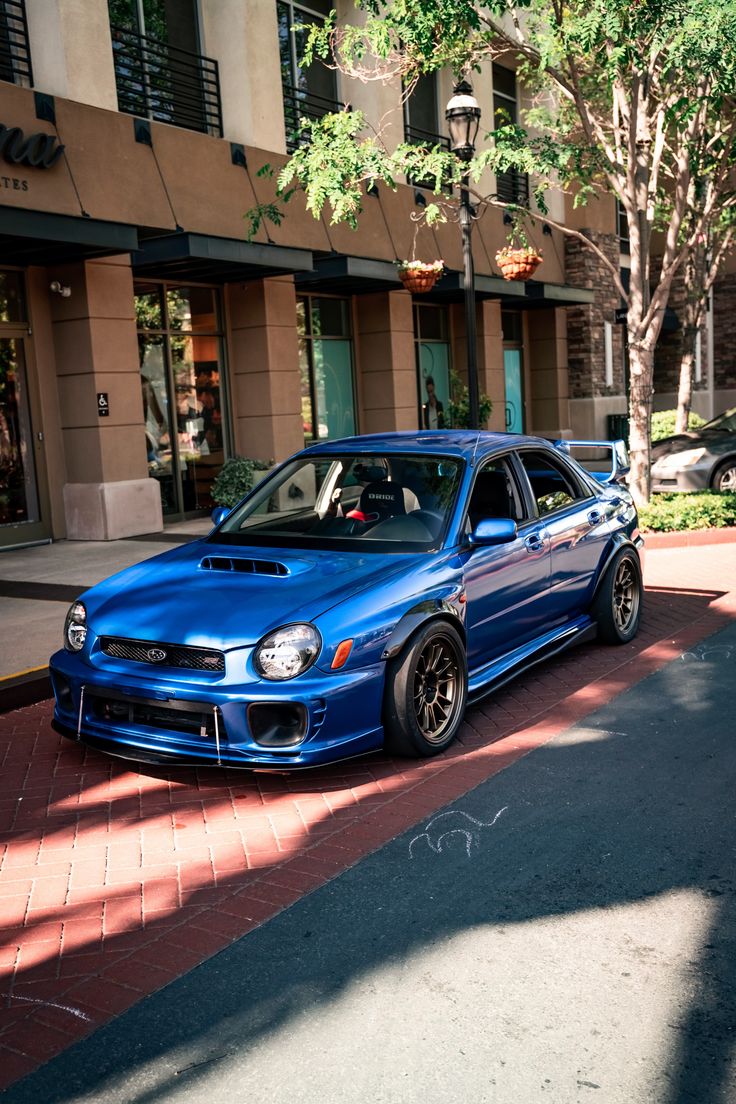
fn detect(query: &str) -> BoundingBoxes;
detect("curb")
[643,527,736,549]
[0,667,52,714]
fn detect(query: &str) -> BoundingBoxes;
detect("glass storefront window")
[298,295,356,445]
[415,304,451,429]
[0,337,40,527]
[135,282,228,517]
[0,272,26,324]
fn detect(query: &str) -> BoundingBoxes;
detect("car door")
[513,448,612,623]
[462,455,552,673]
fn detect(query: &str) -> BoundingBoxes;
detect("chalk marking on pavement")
[409,806,508,859]
[3,993,92,1021]
[680,643,734,663]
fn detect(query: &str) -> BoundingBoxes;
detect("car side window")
[517,451,588,517]
[467,458,522,530]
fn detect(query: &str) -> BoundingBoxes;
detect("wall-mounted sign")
[0,123,64,169]
[97,393,109,418]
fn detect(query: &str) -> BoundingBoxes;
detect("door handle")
[587,509,602,526]
[524,534,545,553]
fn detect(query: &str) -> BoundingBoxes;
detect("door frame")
[0,326,51,549]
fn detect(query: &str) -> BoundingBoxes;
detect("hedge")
[650,409,706,443]
[638,491,736,532]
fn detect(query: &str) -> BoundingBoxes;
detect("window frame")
[510,447,598,521]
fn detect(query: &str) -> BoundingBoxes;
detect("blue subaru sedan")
[50,432,642,769]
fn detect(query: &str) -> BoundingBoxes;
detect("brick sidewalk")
[1,543,735,1090]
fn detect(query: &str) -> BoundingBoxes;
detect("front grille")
[87,689,223,740]
[100,637,225,673]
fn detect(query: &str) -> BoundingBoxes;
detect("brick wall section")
[564,232,624,399]
[712,272,736,391]
[651,261,709,396]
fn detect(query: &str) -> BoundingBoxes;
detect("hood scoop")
[200,556,289,577]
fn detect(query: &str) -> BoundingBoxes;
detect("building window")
[492,64,529,206]
[617,200,630,255]
[135,282,229,517]
[278,0,340,152]
[297,295,356,444]
[403,72,451,189]
[108,0,222,136]
[0,1,32,86]
[415,304,451,429]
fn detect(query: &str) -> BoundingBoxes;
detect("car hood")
[651,429,728,459]
[82,539,425,649]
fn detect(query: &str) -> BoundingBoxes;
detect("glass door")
[503,349,524,433]
[0,333,50,548]
[135,282,229,518]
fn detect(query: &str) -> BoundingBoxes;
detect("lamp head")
[445,78,481,163]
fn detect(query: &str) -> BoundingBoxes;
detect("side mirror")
[469,517,518,546]
[210,505,229,528]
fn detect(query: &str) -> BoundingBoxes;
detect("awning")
[524,281,595,307]
[0,207,138,265]
[295,254,401,294]
[425,271,528,304]
[132,232,314,283]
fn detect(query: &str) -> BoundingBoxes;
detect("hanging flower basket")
[495,248,543,282]
[397,260,444,293]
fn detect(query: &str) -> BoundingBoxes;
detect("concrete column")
[25,0,117,111]
[227,277,303,463]
[477,300,506,431]
[51,256,163,539]
[527,308,571,437]
[450,299,504,430]
[354,290,416,433]
[200,0,286,150]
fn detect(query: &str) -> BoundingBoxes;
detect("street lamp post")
[446,78,481,429]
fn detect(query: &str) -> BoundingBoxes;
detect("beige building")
[0,0,730,550]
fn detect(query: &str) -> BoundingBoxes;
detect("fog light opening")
[247,702,308,748]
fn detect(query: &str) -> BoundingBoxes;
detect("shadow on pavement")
[2,619,735,1103]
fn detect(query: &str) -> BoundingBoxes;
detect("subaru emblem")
[147,648,167,663]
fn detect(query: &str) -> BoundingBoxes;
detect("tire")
[711,459,736,494]
[592,549,643,644]
[383,621,468,757]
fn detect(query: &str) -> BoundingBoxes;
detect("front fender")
[381,598,466,660]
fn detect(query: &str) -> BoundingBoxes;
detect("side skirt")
[467,616,597,705]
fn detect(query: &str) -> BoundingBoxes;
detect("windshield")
[213,453,464,553]
[703,407,736,433]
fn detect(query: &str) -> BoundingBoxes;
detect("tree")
[254,0,736,504]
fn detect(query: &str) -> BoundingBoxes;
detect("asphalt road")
[4,623,736,1104]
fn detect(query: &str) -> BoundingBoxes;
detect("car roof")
[300,430,555,461]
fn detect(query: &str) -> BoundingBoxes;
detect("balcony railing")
[0,0,33,86]
[496,168,530,206]
[282,84,344,153]
[404,124,451,190]
[110,25,222,137]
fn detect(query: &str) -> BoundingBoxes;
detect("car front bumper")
[49,649,386,769]
[651,457,711,493]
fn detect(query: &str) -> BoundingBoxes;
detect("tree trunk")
[675,246,706,435]
[675,323,698,434]
[627,340,655,506]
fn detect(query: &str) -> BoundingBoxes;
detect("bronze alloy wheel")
[612,555,640,634]
[412,634,461,744]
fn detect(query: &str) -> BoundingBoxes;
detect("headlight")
[653,448,705,474]
[64,601,87,652]
[678,447,706,467]
[254,623,321,681]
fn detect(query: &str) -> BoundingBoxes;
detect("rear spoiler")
[553,439,630,484]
